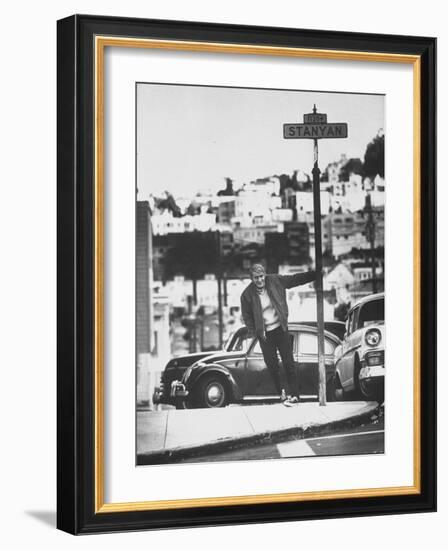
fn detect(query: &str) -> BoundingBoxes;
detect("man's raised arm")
[279,270,316,289]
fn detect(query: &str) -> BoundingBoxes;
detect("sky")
[137,83,384,199]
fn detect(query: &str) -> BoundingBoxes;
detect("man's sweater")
[240,271,316,338]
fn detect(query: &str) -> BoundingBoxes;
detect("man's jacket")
[240,271,316,339]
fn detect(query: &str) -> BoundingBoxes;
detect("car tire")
[358,374,384,403]
[354,356,367,399]
[355,358,384,402]
[194,374,229,408]
[357,375,371,400]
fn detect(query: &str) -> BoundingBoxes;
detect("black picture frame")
[57,14,436,535]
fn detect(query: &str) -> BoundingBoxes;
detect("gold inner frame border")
[94,35,422,514]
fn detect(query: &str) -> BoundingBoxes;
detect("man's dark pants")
[259,326,299,398]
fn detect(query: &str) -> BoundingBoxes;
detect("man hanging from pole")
[240,264,316,406]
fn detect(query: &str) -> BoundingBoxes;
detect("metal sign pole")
[311,138,327,406]
[283,105,348,407]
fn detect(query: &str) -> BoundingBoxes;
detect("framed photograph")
[57,14,436,534]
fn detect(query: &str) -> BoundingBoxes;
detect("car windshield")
[225,330,251,352]
[358,298,384,328]
[299,333,335,355]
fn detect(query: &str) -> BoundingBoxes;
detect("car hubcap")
[206,383,224,406]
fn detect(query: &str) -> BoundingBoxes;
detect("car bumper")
[152,386,166,405]
[170,380,189,398]
[359,365,384,381]
[152,380,188,404]
[153,380,189,405]
[360,349,385,380]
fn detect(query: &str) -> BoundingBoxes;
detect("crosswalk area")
[276,429,385,458]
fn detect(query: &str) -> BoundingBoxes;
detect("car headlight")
[365,328,381,346]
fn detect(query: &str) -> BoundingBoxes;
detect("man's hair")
[250,263,265,275]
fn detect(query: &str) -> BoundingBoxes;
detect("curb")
[137,403,380,465]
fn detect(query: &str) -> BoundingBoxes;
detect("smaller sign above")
[283,123,348,140]
[303,113,327,124]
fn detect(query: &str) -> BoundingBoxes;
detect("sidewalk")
[137,401,380,464]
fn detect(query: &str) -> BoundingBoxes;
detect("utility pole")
[217,275,224,349]
[223,271,228,307]
[328,195,333,258]
[200,315,205,351]
[365,193,377,293]
[216,231,224,349]
[283,105,348,406]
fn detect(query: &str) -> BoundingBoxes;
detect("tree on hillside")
[165,232,219,305]
[154,192,183,217]
[364,133,385,180]
[339,158,363,181]
[217,178,235,196]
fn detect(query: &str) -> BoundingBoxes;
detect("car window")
[289,331,298,354]
[358,298,384,328]
[352,307,360,331]
[224,332,235,351]
[251,339,262,354]
[299,333,335,355]
[226,330,246,351]
[346,311,354,335]
[250,333,295,357]
[230,334,252,352]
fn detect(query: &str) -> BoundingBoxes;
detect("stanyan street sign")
[283,122,348,139]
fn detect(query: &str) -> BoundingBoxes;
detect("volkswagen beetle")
[153,327,249,407]
[172,323,342,408]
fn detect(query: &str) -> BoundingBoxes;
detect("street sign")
[283,122,348,139]
[303,112,327,124]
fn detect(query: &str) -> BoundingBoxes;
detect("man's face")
[251,270,265,289]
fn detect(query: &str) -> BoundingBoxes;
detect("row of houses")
[157,261,382,316]
[151,177,385,237]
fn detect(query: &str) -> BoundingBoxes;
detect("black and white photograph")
[0,0,440,543]
[136,83,385,465]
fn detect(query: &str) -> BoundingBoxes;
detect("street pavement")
[179,419,384,462]
[137,400,381,464]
